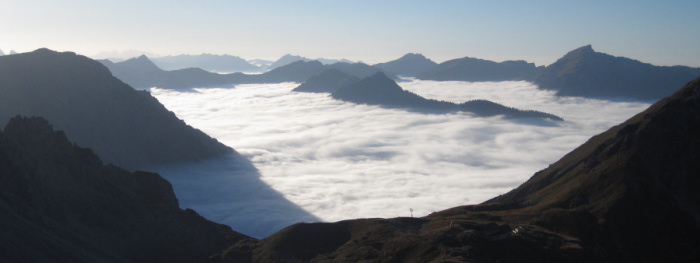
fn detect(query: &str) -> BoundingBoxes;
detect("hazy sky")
[2,1,699,65]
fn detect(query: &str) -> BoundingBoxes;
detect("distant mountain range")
[100,56,390,90]
[99,55,246,89]
[151,53,260,72]
[216,76,700,262]
[268,54,354,70]
[533,45,700,101]
[295,70,563,121]
[372,53,437,77]
[417,56,543,82]
[0,116,252,262]
[98,47,700,102]
[0,49,233,170]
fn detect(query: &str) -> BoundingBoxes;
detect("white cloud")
[148,80,651,238]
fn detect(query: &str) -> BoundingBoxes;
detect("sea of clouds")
[148,79,651,238]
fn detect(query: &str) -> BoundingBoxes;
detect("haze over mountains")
[151,53,260,72]
[100,56,391,90]
[95,45,700,103]
[268,54,354,70]
[0,49,232,170]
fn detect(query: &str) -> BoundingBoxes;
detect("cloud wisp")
[148,80,651,237]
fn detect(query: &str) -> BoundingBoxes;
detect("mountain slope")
[534,45,700,101]
[292,69,360,93]
[330,72,562,120]
[103,56,389,89]
[218,77,700,262]
[100,55,246,89]
[483,76,700,261]
[0,48,233,170]
[417,56,543,82]
[373,53,438,77]
[0,116,253,263]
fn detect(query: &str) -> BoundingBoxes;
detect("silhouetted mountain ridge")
[101,56,391,89]
[373,53,438,77]
[291,69,360,93]
[324,72,563,120]
[534,45,700,101]
[0,116,253,262]
[0,48,233,170]
[417,56,543,81]
[151,53,260,72]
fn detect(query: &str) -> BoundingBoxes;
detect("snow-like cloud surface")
[148,80,651,238]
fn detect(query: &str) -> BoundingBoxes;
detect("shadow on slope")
[150,153,320,239]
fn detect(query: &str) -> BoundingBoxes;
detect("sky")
[2,0,700,66]
[147,80,650,238]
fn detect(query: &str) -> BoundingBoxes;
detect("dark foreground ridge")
[217,77,700,262]
[0,116,254,262]
[297,70,563,121]
[0,48,233,170]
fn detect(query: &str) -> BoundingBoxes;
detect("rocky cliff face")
[0,48,233,170]
[0,116,253,263]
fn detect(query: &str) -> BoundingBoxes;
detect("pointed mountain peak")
[563,45,596,58]
[120,54,161,71]
[364,71,393,82]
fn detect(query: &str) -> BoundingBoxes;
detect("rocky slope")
[534,45,700,101]
[218,77,700,262]
[0,48,233,170]
[0,116,253,263]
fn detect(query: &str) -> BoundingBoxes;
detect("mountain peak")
[399,53,428,60]
[121,54,161,71]
[373,53,437,77]
[562,44,595,58]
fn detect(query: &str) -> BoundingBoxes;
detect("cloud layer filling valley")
[148,80,650,238]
